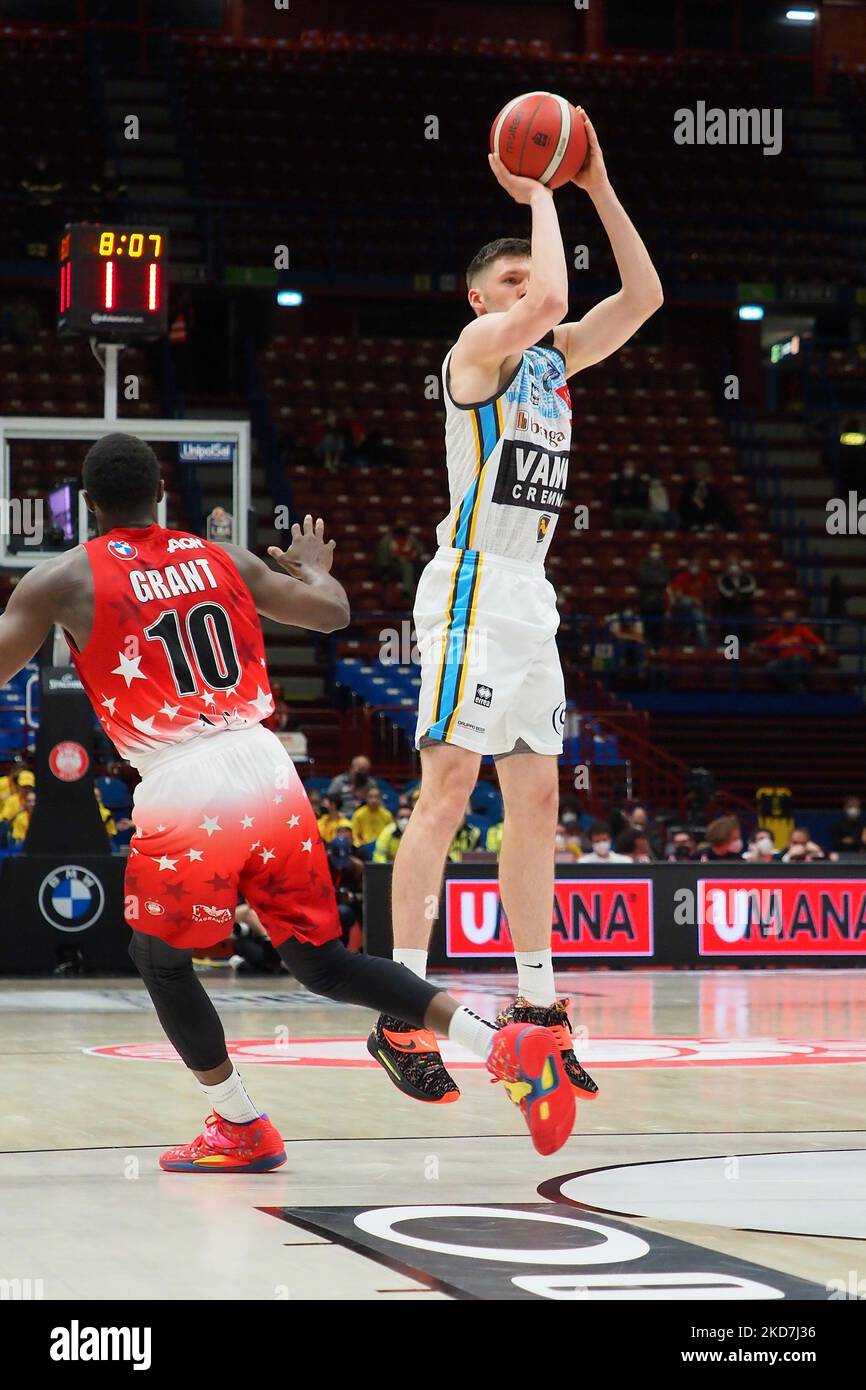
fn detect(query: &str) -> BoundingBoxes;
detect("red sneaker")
[159,1113,287,1173]
[487,1023,575,1156]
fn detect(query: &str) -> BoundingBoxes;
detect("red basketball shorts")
[124,724,342,950]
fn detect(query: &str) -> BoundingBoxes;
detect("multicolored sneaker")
[367,1015,460,1104]
[487,1022,575,1156]
[497,998,599,1100]
[159,1113,287,1173]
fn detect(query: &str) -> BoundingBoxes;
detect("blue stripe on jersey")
[453,401,500,550]
[426,549,479,741]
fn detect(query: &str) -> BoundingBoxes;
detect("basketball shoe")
[487,1022,576,1156]
[367,1015,460,1103]
[496,998,599,1099]
[159,1112,287,1172]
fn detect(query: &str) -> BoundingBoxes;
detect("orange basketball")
[490,92,588,189]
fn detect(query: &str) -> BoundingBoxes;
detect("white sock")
[515,948,556,1007]
[199,1065,259,1124]
[393,947,427,981]
[448,1006,497,1061]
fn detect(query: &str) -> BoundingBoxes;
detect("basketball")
[490,91,588,188]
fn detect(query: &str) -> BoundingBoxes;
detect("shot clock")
[57,223,169,339]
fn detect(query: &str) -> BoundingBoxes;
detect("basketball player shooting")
[0,433,577,1169]
[370,109,663,1101]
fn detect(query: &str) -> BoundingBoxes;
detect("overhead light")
[739,305,764,321]
[277,290,303,307]
[785,8,817,22]
[841,432,866,446]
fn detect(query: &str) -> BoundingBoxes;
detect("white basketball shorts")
[413,546,566,758]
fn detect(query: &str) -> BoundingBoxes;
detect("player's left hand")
[268,514,336,578]
[570,108,609,195]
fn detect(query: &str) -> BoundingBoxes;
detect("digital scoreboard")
[57,223,169,339]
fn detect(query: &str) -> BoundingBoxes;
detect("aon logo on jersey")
[167,537,204,553]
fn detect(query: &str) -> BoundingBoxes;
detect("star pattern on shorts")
[162,880,187,903]
[100,694,117,717]
[157,855,178,872]
[301,838,313,853]
[160,702,180,720]
[240,815,254,829]
[199,815,222,837]
[186,848,204,862]
[260,847,276,864]
[287,814,300,828]
[204,872,233,892]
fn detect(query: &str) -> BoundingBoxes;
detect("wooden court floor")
[0,968,864,1301]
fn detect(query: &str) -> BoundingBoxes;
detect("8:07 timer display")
[57,223,170,340]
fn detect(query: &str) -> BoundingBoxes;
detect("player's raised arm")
[223,515,350,633]
[0,558,65,687]
[554,109,663,378]
[451,158,569,379]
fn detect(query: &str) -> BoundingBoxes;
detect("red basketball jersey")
[67,524,274,769]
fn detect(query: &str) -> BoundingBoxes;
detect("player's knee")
[281,938,354,998]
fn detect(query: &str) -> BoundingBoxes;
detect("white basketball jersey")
[436,333,572,564]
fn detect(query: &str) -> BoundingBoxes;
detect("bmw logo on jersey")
[107,539,138,560]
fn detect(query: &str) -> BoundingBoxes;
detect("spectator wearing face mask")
[669,556,713,646]
[373,803,413,862]
[317,792,353,844]
[447,807,481,863]
[581,821,633,863]
[647,476,678,531]
[828,796,864,855]
[781,826,826,863]
[327,755,378,817]
[554,822,582,863]
[717,551,757,645]
[485,820,504,854]
[700,815,744,862]
[744,831,779,863]
[638,543,669,646]
[610,464,652,530]
[666,829,698,862]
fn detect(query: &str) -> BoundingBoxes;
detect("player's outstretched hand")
[570,108,608,195]
[488,151,552,205]
[268,514,336,579]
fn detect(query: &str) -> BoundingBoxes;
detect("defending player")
[371,109,663,1102]
[0,433,575,1168]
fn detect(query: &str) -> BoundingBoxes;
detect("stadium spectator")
[753,608,826,691]
[228,902,283,975]
[606,607,647,677]
[377,522,421,601]
[828,796,865,855]
[555,822,581,863]
[614,827,653,861]
[678,459,739,532]
[313,410,346,473]
[637,543,669,645]
[10,788,35,844]
[610,464,651,529]
[307,786,323,817]
[666,829,698,861]
[743,830,778,863]
[19,152,64,258]
[701,815,744,861]
[448,807,482,863]
[93,785,132,845]
[781,827,826,863]
[351,784,393,849]
[669,556,713,646]
[1,767,35,823]
[372,802,413,863]
[647,475,678,530]
[327,754,378,816]
[485,820,503,854]
[317,792,353,844]
[581,821,632,863]
[717,551,756,644]
[89,158,127,219]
